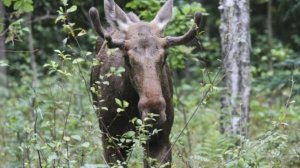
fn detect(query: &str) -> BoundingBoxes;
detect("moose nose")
[138,97,167,125]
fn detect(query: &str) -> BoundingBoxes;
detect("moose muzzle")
[138,96,167,126]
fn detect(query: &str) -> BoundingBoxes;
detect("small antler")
[89,7,125,49]
[165,12,202,46]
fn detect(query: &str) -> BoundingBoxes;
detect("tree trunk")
[219,0,251,137]
[0,1,7,87]
[26,14,38,88]
[267,0,273,71]
[267,0,273,48]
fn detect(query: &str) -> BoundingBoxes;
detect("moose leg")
[143,137,172,168]
[99,115,134,167]
[102,133,132,167]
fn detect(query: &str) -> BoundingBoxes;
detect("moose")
[89,0,201,167]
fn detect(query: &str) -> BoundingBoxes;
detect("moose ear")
[151,0,173,30]
[127,12,140,23]
[104,0,132,31]
[104,0,117,27]
[114,4,132,32]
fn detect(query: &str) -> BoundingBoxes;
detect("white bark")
[0,1,6,87]
[219,0,251,137]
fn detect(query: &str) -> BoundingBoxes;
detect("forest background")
[0,0,299,167]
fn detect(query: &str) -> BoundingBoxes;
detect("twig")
[284,74,294,110]
[80,6,91,25]
[174,86,192,157]
[34,109,43,168]
[62,96,72,140]
[66,141,70,168]
[0,49,39,53]
[29,83,43,168]
[31,14,57,23]
[159,69,223,167]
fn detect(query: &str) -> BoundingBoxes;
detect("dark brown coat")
[89,0,201,167]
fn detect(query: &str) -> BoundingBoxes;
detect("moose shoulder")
[89,0,201,167]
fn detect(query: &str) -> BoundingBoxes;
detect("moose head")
[89,0,201,126]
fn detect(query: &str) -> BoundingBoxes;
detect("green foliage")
[126,0,161,20]
[1,0,300,167]
[115,98,129,113]
[0,60,9,67]
[5,19,29,44]
[166,2,207,70]
[224,131,288,168]
[56,5,78,24]
[252,34,300,97]
[9,71,97,163]
[3,0,33,12]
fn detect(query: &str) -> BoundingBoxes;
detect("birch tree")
[219,0,251,137]
[0,1,6,87]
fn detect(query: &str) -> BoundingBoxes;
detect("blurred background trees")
[0,0,299,167]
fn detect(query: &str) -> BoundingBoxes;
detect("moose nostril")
[158,113,167,124]
[138,97,167,124]
[138,98,147,113]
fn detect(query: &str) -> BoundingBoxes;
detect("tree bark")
[267,0,273,48]
[26,14,38,88]
[0,1,7,87]
[267,0,273,70]
[219,0,251,137]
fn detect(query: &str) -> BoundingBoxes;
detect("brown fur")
[90,23,174,167]
[89,0,200,167]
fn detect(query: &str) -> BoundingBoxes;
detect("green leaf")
[71,135,81,141]
[77,29,86,37]
[67,5,77,13]
[123,131,135,138]
[54,50,62,54]
[86,52,92,56]
[102,81,109,85]
[55,15,65,24]
[13,1,22,10]
[23,3,34,12]
[136,119,143,126]
[0,61,9,67]
[62,38,68,46]
[63,136,70,142]
[123,101,129,108]
[115,98,122,107]
[61,0,68,6]
[47,153,58,162]
[3,0,12,7]
[22,27,30,33]
[81,142,90,148]
[101,107,108,111]
[13,0,34,12]
[117,108,124,113]
[92,59,102,66]
[72,58,85,64]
